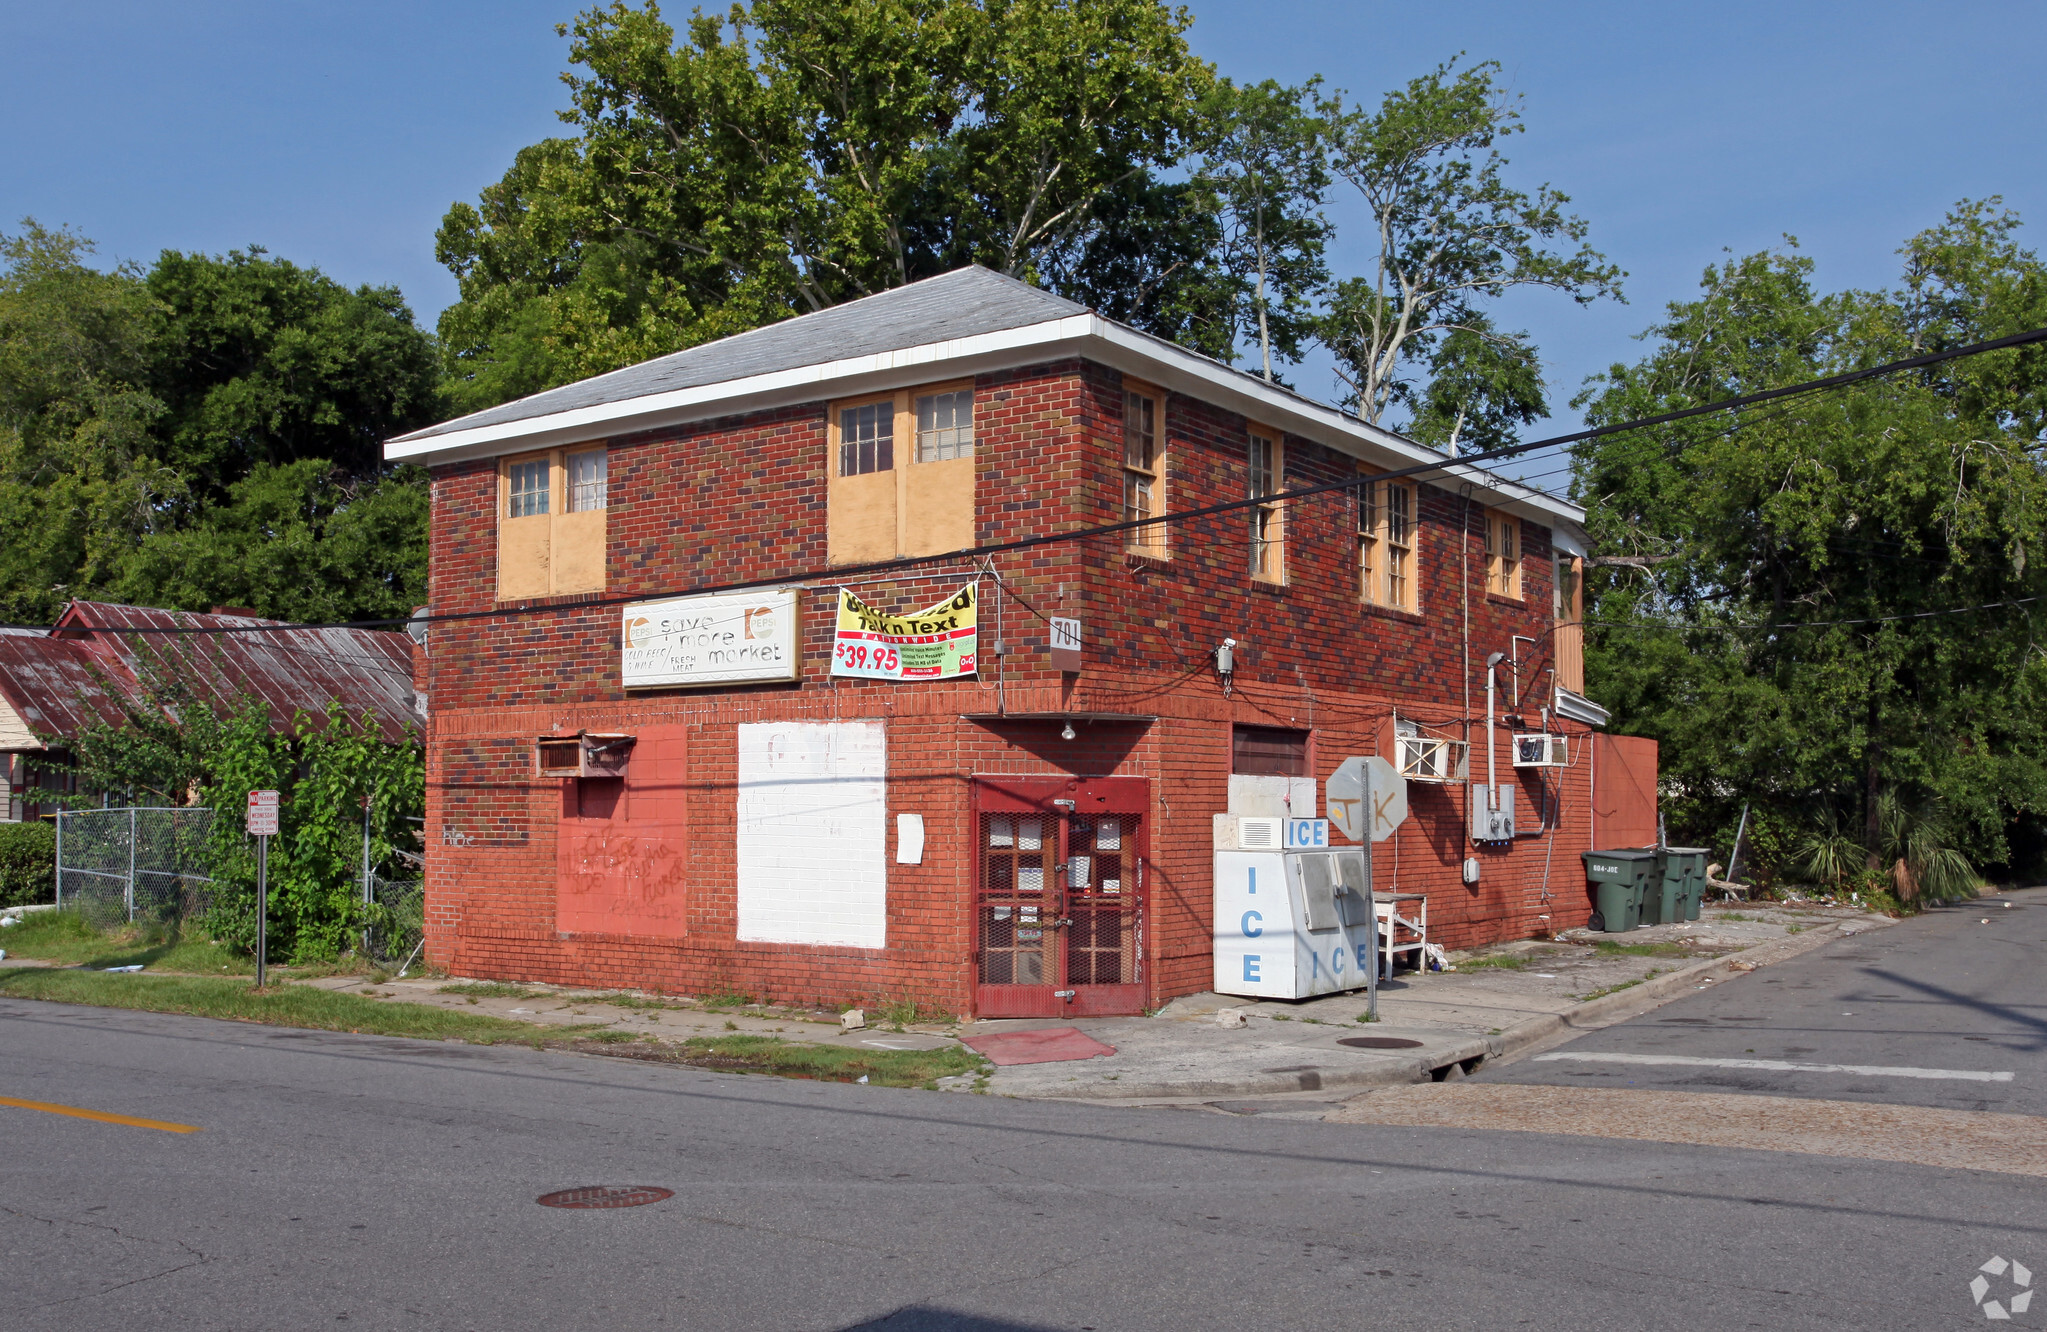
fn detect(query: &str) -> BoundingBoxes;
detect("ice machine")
[1213,820,1378,1000]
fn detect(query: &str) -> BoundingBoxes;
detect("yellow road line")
[0,1094,200,1134]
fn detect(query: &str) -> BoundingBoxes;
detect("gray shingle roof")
[394,266,1087,444]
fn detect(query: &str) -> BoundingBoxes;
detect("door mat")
[962,1027,1118,1066]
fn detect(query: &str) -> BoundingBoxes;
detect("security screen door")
[973,776,1149,1018]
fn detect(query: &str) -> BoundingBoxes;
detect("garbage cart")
[1582,849,1657,932]
[1662,847,1710,922]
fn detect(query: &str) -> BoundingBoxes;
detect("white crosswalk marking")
[1533,1051,2013,1083]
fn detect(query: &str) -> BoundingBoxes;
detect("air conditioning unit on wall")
[1397,735,1468,783]
[535,732,636,779]
[1512,734,1569,769]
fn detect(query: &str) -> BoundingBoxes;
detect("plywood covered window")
[1121,381,1166,556]
[1357,468,1417,612]
[1554,551,1585,693]
[1248,428,1283,583]
[1486,508,1522,599]
[827,382,975,565]
[498,446,607,601]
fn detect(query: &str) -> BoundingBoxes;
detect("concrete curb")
[1020,917,1895,1104]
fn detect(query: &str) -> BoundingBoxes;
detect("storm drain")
[536,1185,674,1210]
[1338,1036,1425,1050]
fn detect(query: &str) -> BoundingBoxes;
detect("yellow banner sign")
[832,583,978,680]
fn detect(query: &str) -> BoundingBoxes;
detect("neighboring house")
[388,265,1646,1018]
[0,601,422,820]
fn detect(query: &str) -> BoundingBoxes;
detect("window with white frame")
[568,448,608,512]
[1249,429,1282,582]
[916,389,974,462]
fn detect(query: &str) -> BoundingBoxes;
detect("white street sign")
[246,789,280,837]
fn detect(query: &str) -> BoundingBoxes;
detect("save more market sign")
[621,588,801,688]
[832,583,978,681]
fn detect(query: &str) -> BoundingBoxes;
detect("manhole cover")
[536,1185,674,1210]
[1338,1036,1425,1050]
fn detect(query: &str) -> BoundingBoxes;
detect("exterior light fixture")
[1060,721,1077,741]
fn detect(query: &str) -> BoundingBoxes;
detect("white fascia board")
[385,310,1581,524]
[384,315,1095,465]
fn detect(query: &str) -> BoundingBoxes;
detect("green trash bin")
[1663,847,1710,921]
[1582,849,1657,932]
[1642,849,1683,926]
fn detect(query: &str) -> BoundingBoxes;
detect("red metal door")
[972,776,1148,1018]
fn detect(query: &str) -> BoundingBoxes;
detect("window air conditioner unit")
[1397,736,1467,783]
[1512,734,1569,769]
[535,732,635,779]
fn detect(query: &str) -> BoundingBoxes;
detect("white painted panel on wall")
[736,720,887,948]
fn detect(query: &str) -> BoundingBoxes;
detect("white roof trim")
[388,311,1582,523]
[1554,687,1611,729]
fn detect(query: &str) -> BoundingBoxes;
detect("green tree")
[0,223,439,623]
[1318,58,1621,436]
[1192,77,1330,381]
[1575,200,2047,886]
[435,0,1216,411]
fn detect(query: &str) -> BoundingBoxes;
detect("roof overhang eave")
[386,313,1583,524]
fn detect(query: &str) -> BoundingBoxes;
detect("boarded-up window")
[829,384,975,565]
[499,446,607,600]
[1232,725,1309,777]
[736,721,887,948]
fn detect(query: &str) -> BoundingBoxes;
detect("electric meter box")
[1213,846,1378,1000]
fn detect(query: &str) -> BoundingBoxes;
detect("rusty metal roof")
[0,630,143,747]
[0,602,422,750]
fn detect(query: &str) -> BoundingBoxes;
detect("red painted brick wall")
[420,357,1604,1014]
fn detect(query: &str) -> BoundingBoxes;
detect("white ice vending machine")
[1213,817,1378,1000]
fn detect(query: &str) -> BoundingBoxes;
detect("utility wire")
[15,323,2046,638]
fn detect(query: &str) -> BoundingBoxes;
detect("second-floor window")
[568,448,608,511]
[839,401,895,476]
[499,446,608,600]
[1358,472,1417,612]
[509,458,550,517]
[1123,384,1165,555]
[1486,509,1521,598]
[916,390,974,461]
[1249,429,1282,582]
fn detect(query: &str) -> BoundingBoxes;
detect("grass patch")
[576,1033,987,1089]
[1590,939,1694,958]
[699,988,756,1011]
[1714,912,1757,922]
[0,966,551,1043]
[0,911,251,975]
[1459,952,1531,971]
[1575,977,1644,1002]
[438,981,544,1000]
[0,965,988,1092]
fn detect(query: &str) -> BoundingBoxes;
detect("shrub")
[0,820,56,908]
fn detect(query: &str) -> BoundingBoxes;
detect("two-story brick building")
[389,266,1634,1018]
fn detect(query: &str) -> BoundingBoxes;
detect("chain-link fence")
[55,807,215,926]
[361,871,424,965]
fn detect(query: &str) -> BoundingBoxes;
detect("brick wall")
[421,357,1599,1013]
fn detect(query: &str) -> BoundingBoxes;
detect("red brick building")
[389,267,1631,1018]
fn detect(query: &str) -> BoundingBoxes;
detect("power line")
[13,322,2045,639]
[1586,593,2042,634]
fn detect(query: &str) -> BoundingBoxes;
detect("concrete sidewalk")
[965,901,1893,1106]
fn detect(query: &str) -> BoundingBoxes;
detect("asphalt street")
[4,969,2043,1331]
[1482,888,2047,1114]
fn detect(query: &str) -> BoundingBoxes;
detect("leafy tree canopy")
[1575,199,2047,882]
[435,0,1223,411]
[0,221,439,624]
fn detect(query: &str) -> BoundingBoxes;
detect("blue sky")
[4,0,2041,457]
